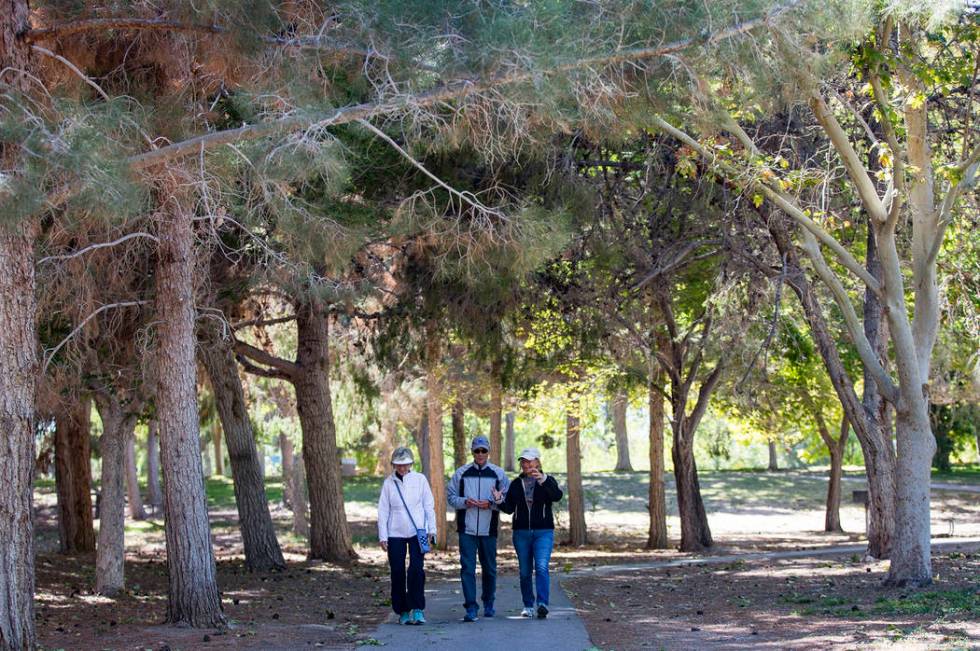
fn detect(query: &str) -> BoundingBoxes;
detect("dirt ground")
[33,473,980,650]
[563,549,980,650]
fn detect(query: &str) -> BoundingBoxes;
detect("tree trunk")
[146,420,162,511]
[155,192,224,627]
[565,407,587,546]
[672,422,712,552]
[767,440,779,472]
[411,416,431,479]
[769,218,896,558]
[0,217,38,650]
[885,394,935,586]
[376,412,397,476]
[93,394,137,596]
[54,397,96,553]
[860,228,897,559]
[213,424,225,477]
[612,392,633,472]
[451,400,467,470]
[294,299,355,563]
[280,433,294,508]
[125,431,148,520]
[426,332,447,550]
[202,437,213,477]
[291,453,310,538]
[647,373,668,549]
[202,336,286,572]
[489,381,503,467]
[816,412,848,533]
[504,411,516,473]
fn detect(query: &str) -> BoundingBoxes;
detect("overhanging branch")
[124,2,801,172]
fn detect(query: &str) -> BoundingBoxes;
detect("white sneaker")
[521,607,535,618]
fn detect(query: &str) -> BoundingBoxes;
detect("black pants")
[387,536,425,614]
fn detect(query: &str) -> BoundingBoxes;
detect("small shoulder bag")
[393,477,431,554]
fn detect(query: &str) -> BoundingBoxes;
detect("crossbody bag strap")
[393,478,424,531]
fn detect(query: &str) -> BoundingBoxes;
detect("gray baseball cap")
[391,447,414,465]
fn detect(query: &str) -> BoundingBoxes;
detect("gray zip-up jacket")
[446,462,510,536]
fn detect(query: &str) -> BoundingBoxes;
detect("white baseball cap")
[517,447,541,461]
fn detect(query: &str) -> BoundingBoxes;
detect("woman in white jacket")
[378,447,437,625]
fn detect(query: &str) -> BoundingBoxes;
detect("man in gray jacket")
[446,435,509,622]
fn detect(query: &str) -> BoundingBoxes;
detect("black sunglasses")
[473,448,489,454]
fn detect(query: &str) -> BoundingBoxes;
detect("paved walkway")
[369,578,592,650]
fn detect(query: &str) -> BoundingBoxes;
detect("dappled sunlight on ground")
[32,470,980,648]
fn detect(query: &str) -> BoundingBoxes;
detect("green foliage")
[930,403,979,472]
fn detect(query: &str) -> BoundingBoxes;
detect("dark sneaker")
[536,604,549,619]
[399,611,411,625]
[463,608,479,622]
[483,606,495,618]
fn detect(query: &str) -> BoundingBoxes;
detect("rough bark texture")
[0,5,38,648]
[54,397,96,553]
[146,420,162,510]
[612,392,633,472]
[294,300,355,563]
[671,424,712,551]
[125,432,147,520]
[451,400,467,470]
[202,335,285,572]
[488,381,503,466]
[93,394,137,596]
[647,373,668,549]
[767,440,779,471]
[426,333,448,550]
[0,223,38,651]
[155,194,224,627]
[504,411,516,472]
[565,406,587,546]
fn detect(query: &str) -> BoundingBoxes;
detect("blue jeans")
[512,529,554,607]
[458,533,497,611]
[387,537,425,614]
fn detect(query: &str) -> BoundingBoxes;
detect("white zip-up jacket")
[378,471,437,543]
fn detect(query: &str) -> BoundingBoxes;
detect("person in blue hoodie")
[491,447,563,619]
[446,435,509,622]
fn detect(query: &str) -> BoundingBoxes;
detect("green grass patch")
[794,589,980,619]
[872,589,980,617]
[932,464,980,486]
